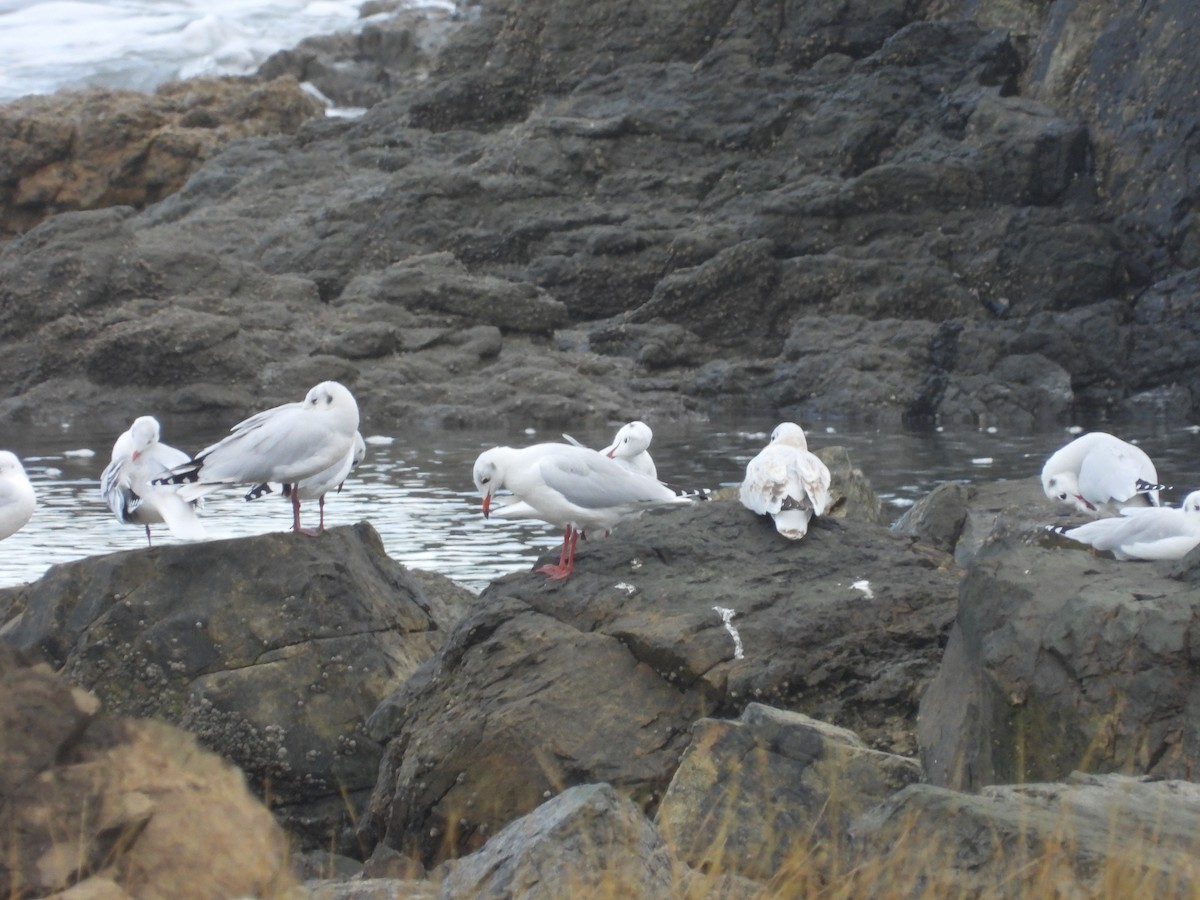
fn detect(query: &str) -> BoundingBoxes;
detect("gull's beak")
[605,448,616,459]
[482,493,492,518]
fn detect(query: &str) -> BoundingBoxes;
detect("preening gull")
[0,451,36,541]
[739,422,832,540]
[600,421,658,479]
[1041,431,1165,516]
[1047,491,1200,560]
[101,416,205,545]
[473,442,704,579]
[245,431,366,532]
[155,381,360,534]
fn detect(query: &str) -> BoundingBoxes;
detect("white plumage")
[1048,491,1200,560]
[739,422,832,540]
[1041,431,1164,516]
[0,451,36,541]
[101,416,205,545]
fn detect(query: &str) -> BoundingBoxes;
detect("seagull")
[473,442,704,579]
[155,381,360,535]
[739,422,832,540]
[101,416,205,545]
[1046,491,1200,560]
[1041,431,1166,516]
[600,421,657,479]
[244,431,367,532]
[0,451,36,541]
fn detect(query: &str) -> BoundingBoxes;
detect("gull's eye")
[1057,492,1068,501]
[480,475,491,485]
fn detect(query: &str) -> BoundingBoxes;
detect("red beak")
[482,493,492,518]
[605,448,616,459]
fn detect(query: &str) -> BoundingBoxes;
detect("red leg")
[536,527,580,580]
[290,486,320,536]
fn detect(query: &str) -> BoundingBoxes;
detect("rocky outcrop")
[0,522,467,853]
[0,642,295,898]
[0,1,1197,429]
[361,486,959,867]
[0,76,323,237]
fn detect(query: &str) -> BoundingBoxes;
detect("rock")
[0,643,295,898]
[0,76,323,236]
[655,704,922,882]
[891,482,971,553]
[0,522,448,853]
[918,501,1200,790]
[361,494,959,867]
[850,773,1200,896]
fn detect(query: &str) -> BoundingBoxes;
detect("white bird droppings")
[713,606,744,660]
[851,580,874,599]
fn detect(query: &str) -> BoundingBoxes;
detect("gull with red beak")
[1041,431,1165,517]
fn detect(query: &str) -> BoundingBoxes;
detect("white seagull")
[156,381,360,535]
[1041,431,1165,516]
[473,442,704,579]
[739,422,832,540]
[245,431,367,532]
[1047,491,1200,560]
[101,416,205,545]
[0,451,36,541]
[600,421,658,479]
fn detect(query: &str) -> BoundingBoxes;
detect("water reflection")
[2,416,1198,593]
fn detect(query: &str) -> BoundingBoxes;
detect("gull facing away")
[155,381,360,535]
[1041,431,1165,516]
[739,422,832,540]
[473,442,704,580]
[0,451,36,541]
[1046,490,1200,560]
[245,431,367,532]
[101,416,205,546]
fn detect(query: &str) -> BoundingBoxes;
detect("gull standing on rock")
[473,442,705,580]
[0,451,36,541]
[101,416,205,545]
[1046,490,1200,560]
[245,431,367,532]
[739,422,832,540]
[1041,431,1165,516]
[156,381,360,535]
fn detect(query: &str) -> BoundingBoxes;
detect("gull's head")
[473,448,505,517]
[305,381,360,428]
[770,422,808,450]
[1043,471,1095,512]
[0,451,24,476]
[604,421,653,459]
[129,416,161,460]
[351,433,368,469]
[1182,491,1200,514]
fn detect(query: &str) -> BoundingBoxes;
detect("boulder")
[0,643,295,898]
[0,76,323,236]
[850,773,1200,896]
[361,487,960,867]
[655,704,922,882]
[0,522,464,853]
[918,499,1200,790]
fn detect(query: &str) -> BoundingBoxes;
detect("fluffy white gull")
[1041,431,1165,516]
[600,421,658,479]
[1046,490,1200,560]
[245,431,367,532]
[156,381,360,535]
[473,442,703,580]
[101,416,205,545]
[0,451,36,541]
[739,422,832,540]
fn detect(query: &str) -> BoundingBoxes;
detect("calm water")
[3,414,1200,593]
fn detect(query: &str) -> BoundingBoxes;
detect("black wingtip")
[244,483,273,501]
[1135,479,1170,493]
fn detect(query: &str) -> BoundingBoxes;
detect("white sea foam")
[0,0,402,104]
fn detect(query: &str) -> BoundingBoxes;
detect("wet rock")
[361,493,959,867]
[0,643,295,898]
[892,482,971,553]
[655,704,922,882]
[0,522,458,853]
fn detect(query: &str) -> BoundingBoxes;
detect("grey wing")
[100,457,136,520]
[194,400,303,459]
[538,451,669,509]
[1078,445,1146,504]
[143,442,192,477]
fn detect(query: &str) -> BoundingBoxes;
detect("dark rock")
[0,643,295,898]
[361,496,959,867]
[892,481,972,553]
[0,522,449,853]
